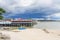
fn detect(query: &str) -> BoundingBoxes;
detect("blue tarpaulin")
[18,27,26,30]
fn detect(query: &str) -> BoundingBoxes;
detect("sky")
[0,0,60,20]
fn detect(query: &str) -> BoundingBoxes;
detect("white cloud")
[49,13,60,17]
[53,13,60,17]
[37,0,52,7]
[19,0,35,7]
[0,0,53,11]
[0,0,60,18]
[46,13,60,20]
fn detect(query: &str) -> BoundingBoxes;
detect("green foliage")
[0,8,6,13]
[0,8,6,20]
[0,16,3,20]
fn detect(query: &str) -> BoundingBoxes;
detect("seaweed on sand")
[42,29,49,33]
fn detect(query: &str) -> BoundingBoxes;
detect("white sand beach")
[0,28,60,40]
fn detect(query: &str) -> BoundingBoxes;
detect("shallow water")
[33,21,60,30]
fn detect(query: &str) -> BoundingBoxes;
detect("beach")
[0,28,60,40]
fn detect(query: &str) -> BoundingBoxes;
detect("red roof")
[11,20,32,22]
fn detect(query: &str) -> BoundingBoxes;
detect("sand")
[0,28,60,40]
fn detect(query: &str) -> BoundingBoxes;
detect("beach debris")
[58,34,60,36]
[0,27,11,31]
[0,33,10,40]
[12,30,20,32]
[42,29,49,33]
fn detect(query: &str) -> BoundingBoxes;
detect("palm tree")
[0,8,6,20]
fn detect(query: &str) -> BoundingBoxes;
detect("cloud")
[47,13,60,20]
[0,0,60,19]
